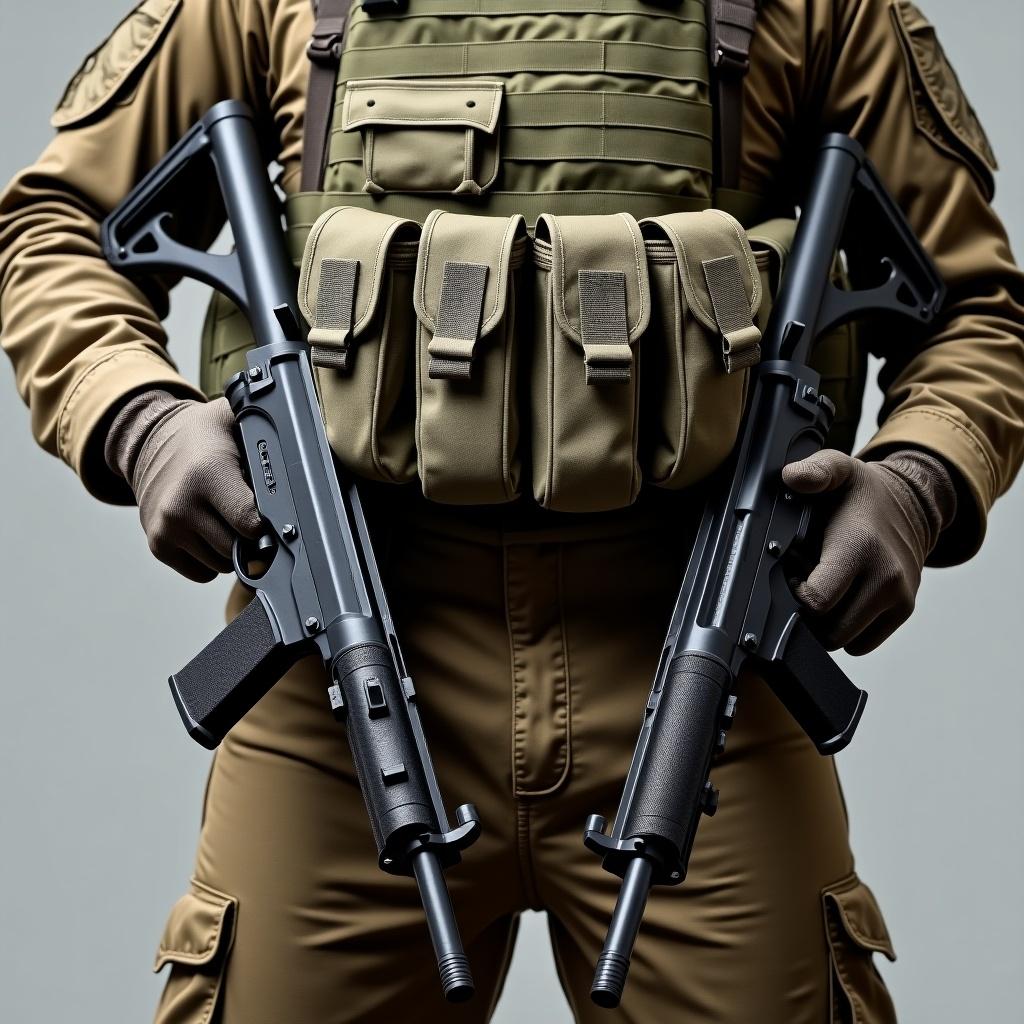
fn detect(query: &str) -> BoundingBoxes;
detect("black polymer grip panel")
[169,597,303,749]
[620,653,730,855]
[766,618,867,754]
[333,643,438,858]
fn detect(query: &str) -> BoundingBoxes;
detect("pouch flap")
[298,206,419,361]
[342,79,505,134]
[415,210,526,379]
[153,879,237,972]
[823,875,896,962]
[644,209,763,372]
[537,213,649,384]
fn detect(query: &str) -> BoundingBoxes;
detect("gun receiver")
[102,101,480,1003]
[584,135,946,1008]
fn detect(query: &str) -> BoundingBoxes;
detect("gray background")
[1,2,1021,1021]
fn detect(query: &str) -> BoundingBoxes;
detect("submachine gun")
[584,135,946,1008]
[102,101,480,1003]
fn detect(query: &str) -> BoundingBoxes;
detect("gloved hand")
[781,448,957,656]
[105,390,263,582]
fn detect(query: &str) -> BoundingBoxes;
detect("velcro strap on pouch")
[429,262,488,380]
[578,270,632,385]
[309,258,359,370]
[702,254,761,372]
[536,212,650,386]
[414,210,527,381]
[642,208,762,373]
[298,205,419,370]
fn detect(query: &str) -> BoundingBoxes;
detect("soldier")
[1,1,1021,1022]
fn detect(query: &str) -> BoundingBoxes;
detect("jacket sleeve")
[807,0,1024,564]
[0,0,277,502]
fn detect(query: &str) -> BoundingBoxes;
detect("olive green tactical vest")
[200,0,865,456]
[288,1,719,239]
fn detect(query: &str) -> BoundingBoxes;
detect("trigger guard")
[232,534,274,587]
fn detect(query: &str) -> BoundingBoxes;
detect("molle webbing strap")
[339,40,710,83]
[708,0,759,190]
[303,0,355,191]
[702,254,761,372]
[309,258,359,370]
[578,271,633,385]
[428,262,489,380]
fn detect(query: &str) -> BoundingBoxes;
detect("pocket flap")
[536,211,647,348]
[153,879,237,972]
[342,79,505,134]
[824,875,896,962]
[414,210,527,378]
[643,209,763,372]
[298,206,420,355]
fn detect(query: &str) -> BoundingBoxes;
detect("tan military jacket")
[1,0,1021,563]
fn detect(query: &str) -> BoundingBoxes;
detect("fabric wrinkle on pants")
[152,501,897,1024]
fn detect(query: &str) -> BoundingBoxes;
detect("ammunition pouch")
[202,208,863,509]
[298,205,420,484]
[412,211,528,504]
[530,213,649,512]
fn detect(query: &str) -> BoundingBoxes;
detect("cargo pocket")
[341,79,504,195]
[638,209,762,490]
[153,879,237,1024]
[531,213,649,512]
[298,205,420,483]
[414,210,527,504]
[822,874,897,1024]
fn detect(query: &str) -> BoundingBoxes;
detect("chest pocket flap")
[341,79,504,195]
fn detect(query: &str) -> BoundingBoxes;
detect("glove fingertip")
[794,580,827,612]
[781,460,830,493]
[237,505,265,540]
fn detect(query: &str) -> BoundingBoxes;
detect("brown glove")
[105,390,263,582]
[781,448,957,656]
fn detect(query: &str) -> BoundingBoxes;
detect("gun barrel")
[590,856,654,1008]
[413,851,476,1003]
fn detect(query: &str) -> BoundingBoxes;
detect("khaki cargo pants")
[153,498,897,1023]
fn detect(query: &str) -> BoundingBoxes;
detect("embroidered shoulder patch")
[51,0,181,129]
[891,0,997,198]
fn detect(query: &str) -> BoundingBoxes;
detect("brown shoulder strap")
[302,0,355,191]
[708,0,759,191]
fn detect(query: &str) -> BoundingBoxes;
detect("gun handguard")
[585,135,946,1008]
[103,102,479,1003]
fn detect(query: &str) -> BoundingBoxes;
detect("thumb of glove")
[782,449,857,495]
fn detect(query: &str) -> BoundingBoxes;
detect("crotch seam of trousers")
[503,542,572,799]
[515,801,544,911]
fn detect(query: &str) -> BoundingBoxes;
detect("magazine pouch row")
[299,207,763,511]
